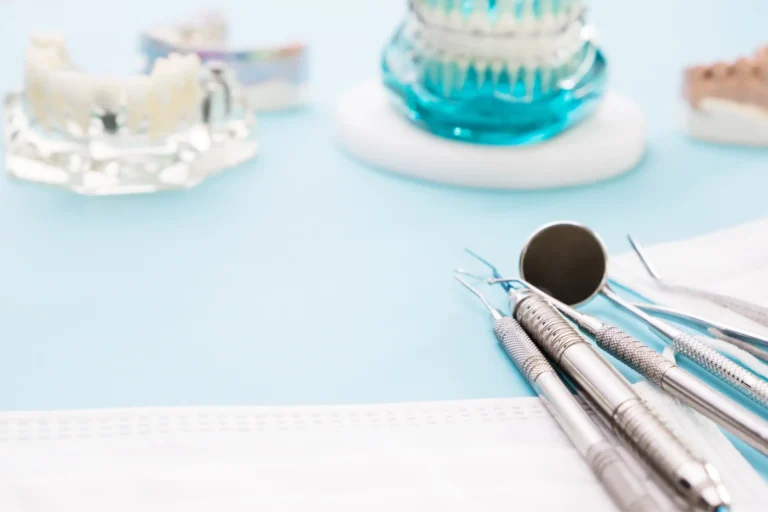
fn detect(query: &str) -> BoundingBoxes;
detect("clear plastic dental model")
[3,34,257,196]
[381,0,607,145]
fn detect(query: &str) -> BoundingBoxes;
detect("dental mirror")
[519,221,609,306]
[518,221,695,344]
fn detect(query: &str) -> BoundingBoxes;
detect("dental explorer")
[519,222,768,410]
[464,250,768,457]
[455,275,660,512]
[632,302,768,361]
[628,235,768,329]
[507,287,730,512]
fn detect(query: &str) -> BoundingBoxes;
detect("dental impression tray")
[684,47,768,146]
[3,35,257,196]
[381,0,607,144]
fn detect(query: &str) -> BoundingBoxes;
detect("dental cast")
[23,35,202,138]
[411,0,587,97]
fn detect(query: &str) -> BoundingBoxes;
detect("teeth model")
[24,35,203,139]
[4,35,257,195]
[684,48,768,146]
[381,0,607,144]
[140,10,310,112]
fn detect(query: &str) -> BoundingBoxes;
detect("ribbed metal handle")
[513,292,724,510]
[493,317,554,385]
[514,294,588,363]
[611,399,697,485]
[585,440,661,512]
[596,326,676,386]
[673,332,768,408]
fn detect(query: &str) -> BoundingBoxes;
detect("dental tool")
[455,275,660,512]
[463,251,768,457]
[506,286,731,512]
[518,222,768,410]
[627,235,768,329]
[632,302,768,362]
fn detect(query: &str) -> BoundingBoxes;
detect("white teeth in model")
[412,0,589,98]
[412,0,581,34]
[23,35,202,138]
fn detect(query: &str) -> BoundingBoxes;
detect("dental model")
[381,0,607,144]
[140,10,310,112]
[684,47,768,146]
[4,35,257,195]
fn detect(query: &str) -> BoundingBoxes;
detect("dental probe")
[455,275,660,512]
[631,302,768,356]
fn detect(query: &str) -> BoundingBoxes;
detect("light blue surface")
[2,0,768,478]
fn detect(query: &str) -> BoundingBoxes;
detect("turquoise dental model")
[381,0,607,144]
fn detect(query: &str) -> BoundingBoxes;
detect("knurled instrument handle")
[672,332,768,408]
[493,317,555,385]
[513,292,706,508]
[596,326,676,386]
[493,316,660,512]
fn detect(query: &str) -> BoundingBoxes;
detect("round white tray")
[335,80,646,189]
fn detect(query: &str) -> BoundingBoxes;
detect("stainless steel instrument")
[518,221,768,410]
[538,291,768,457]
[455,275,660,512]
[509,289,731,512]
[632,302,768,361]
[464,248,768,457]
[628,234,768,329]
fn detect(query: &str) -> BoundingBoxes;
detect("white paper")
[0,398,617,512]
[610,217,768,337]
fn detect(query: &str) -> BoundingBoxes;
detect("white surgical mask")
[0,384,764,511]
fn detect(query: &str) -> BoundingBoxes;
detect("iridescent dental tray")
[3,34,257,196]
[140,10,310,112]
[381,0,607,144]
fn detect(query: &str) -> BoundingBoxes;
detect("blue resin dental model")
[381,0,607,144]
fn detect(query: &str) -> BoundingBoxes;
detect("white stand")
[335,80,646,189]
[687,98,768,147]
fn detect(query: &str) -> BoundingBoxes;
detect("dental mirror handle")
[492,317,660,512]
[603,287,768,409]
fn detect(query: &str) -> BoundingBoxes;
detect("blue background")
[1,0,767,478]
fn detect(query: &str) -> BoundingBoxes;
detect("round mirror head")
[519,222,608,306]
